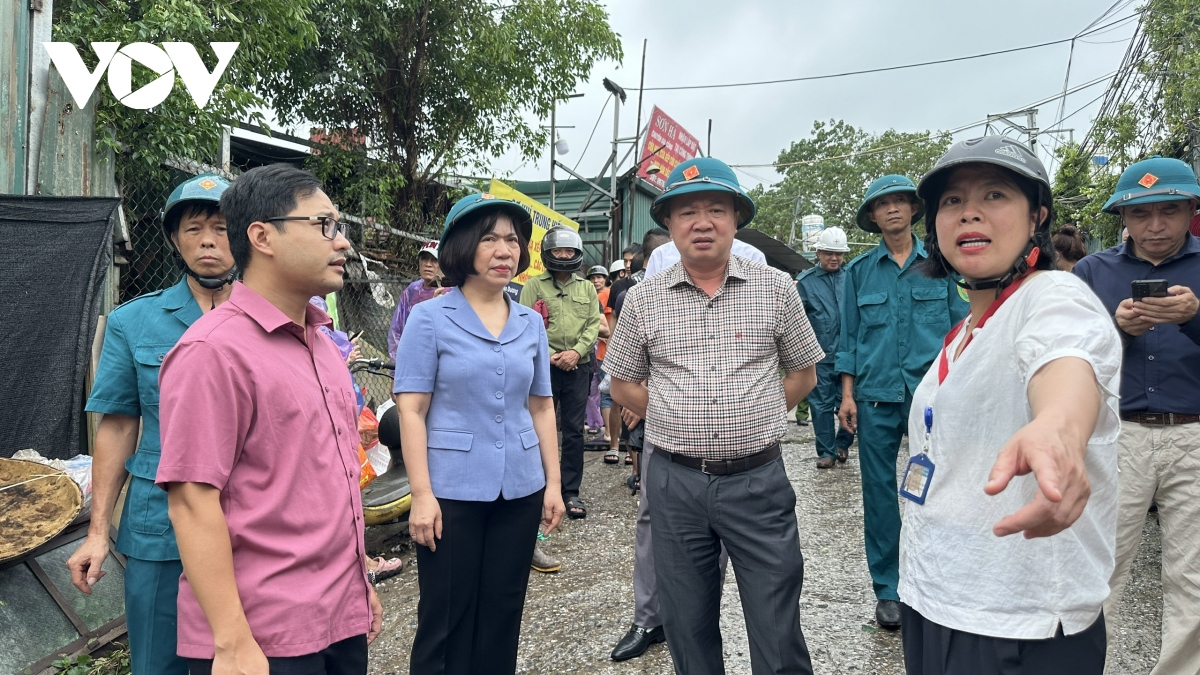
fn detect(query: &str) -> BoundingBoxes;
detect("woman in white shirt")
[901,136,1122,675]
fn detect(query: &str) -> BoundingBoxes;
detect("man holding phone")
[1074,156,1200,675]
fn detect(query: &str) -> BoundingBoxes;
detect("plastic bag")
[12,449,93,513]
[356,408,379,489]
[598,371,612,394]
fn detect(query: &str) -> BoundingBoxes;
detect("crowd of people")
[61,137,1199,675]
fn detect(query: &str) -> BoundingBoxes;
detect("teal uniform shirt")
[86,279,202,561]
[834,235,968,403]
[796,266,846,365]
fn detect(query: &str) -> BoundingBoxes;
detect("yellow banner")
[487,179,579,286]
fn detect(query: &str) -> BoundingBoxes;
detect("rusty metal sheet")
[35,67,116,197]
[0,0,31,194]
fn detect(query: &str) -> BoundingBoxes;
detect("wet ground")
[366,423,1164,674]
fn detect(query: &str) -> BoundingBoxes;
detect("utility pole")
[549,103,557,211]
[986,108,1039,152]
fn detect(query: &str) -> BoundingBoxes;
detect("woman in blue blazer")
[394,194,565,675]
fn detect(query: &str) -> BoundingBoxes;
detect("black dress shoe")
[611,624,665,661]
[876,600,902,630]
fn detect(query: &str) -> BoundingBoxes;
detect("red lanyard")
[937,276,1028,384]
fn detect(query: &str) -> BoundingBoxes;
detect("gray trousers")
[633,442,728,629]
[648,451,813,675]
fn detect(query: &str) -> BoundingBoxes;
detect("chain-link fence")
[117,161,217,303]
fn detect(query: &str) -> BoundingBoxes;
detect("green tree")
[265,0,622,232]
[52,0,318,169]
[1070,0,1200,245]
[748,120,951,256]
[1052,142,1121,245]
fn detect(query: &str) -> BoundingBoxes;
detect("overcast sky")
[490,0,1140,189]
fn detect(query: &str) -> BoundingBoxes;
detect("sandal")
[367,556,403,585]
[604,450,620,464]
[624,453,633,465]
[565,496,587,519]
[626,473,640,495]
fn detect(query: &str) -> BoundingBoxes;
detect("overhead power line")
[729,70,1121,174]
[633,14,1137,92]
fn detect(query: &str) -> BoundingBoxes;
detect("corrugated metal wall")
[622,178,661,251]
[0,0,31,194]
[512,175,661,267]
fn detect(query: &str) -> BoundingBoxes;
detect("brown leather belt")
[658,442,782,476]
[1121,412,1200,426]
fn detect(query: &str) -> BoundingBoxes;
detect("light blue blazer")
[393,288,553,501]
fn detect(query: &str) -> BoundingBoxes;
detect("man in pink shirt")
[157,164,382,673]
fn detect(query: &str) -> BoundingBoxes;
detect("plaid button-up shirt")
[604,254,824,460]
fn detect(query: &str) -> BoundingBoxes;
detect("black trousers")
[409,489,544,675]
[550,363,589,498]
[188,635,366,675]
[901,604,1106,675]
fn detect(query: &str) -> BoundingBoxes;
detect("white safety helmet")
[814,227,851,253]
[608,259,625,275]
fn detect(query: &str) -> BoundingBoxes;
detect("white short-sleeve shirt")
[643,240,766,279]
[899,271,1122,640]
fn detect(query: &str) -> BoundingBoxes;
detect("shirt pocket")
[520,428,540,452]
[133,345,173,406]
[911,285,949,324]
[122,460,171,536]
[428,429,473,452]
[569,295,593,321]
[856,292,889,328]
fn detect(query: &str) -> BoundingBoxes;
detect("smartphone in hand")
[1131,279,1169,301]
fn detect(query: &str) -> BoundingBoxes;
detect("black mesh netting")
[0,196,118,459]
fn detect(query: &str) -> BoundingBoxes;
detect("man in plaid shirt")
[606,157,822,675]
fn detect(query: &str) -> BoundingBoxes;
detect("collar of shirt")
[1117,233,1200,264]
[536,270,587,291]
[437,287,533,344]
[664,252,752,292]
[227,281,333,335]
[866,233,927,270]
[161,278,203,326]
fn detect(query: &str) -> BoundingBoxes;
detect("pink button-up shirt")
[156,282,371,658]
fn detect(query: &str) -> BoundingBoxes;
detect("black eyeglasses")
[265,215,348,240]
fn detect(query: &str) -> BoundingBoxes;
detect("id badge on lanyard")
[899,406,936,505]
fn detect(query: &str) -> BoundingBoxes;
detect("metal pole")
[610,94,620,262]
[788,194,802,248]
[1028,109,1038,153]
[707,119,713,157]
[549,102,556,210]
[634,40,647,157]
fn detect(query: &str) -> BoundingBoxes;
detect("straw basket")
[0,457,84,563]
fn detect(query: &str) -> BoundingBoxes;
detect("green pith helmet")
[1103,156,1200,214]
[650,157,756,228]
[439,193,534,252]
[161,174,231,236]
[855,175,922,233]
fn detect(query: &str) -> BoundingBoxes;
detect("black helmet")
[917,136,1055,292]
[541,227,584,273]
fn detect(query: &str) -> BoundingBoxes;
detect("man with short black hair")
[67,175,235,675]
[1075,156,1200,675]
[607,157,822,674]
[157,164,382,673]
